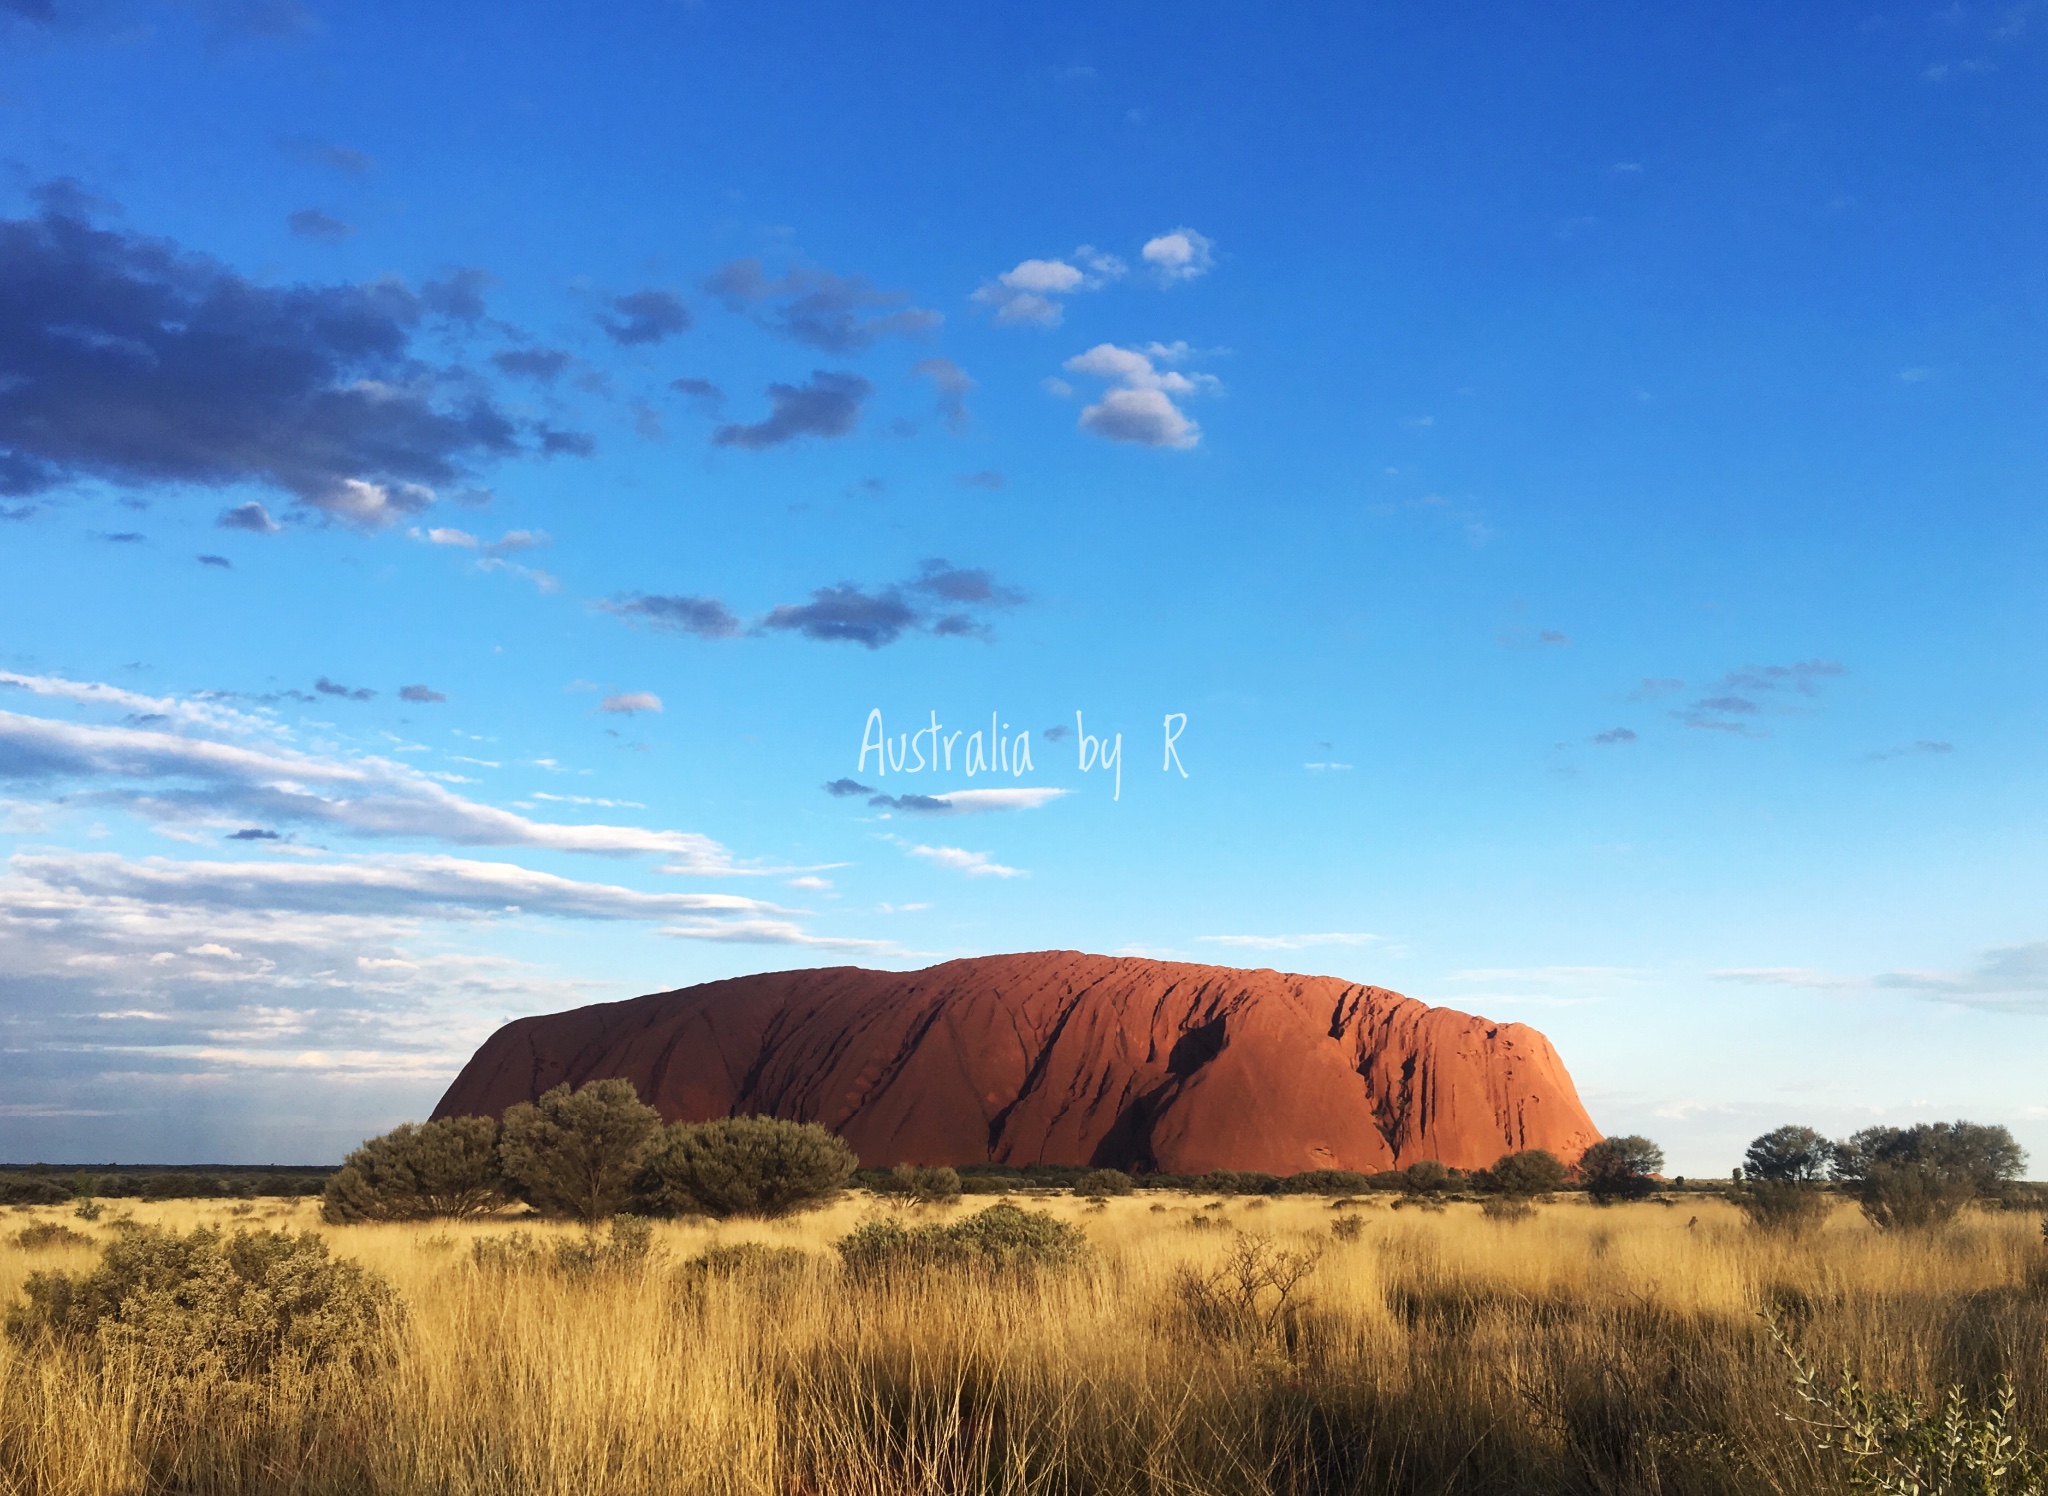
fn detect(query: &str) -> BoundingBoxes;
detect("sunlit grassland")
[1,1191,2042,1495]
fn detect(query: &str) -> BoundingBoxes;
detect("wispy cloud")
[1197,932,1379,951]
[906,844,1025,878]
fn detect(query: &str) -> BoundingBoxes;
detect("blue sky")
[1,0,2044,1172]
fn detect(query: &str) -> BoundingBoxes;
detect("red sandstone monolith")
[432,951,1600,1173]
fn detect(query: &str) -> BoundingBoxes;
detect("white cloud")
[786,875,832,890]
[907,844,1025,878]
[1198,933,1380,951]
[10,850,782,922]
[1061,342,1217,450]
[1709,967,1861,990]
[971,246,1125,327]
[599,692,662,715]
[0,702,734,864]
[657,917,900,952]
[1141,227,1215,283]
[313,478,434,530]
[922,787,1069,813]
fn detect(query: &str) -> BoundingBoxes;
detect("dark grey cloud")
[226,827,279,840]
[314,677,374,701]
[1869,739,1953,761]
[1720,660,1845,696]
[761,584,919,648]
[1695,695,1757,715]
[491,347,573,383]
[319,144,373,176]
[538,427,596,458]
[217,501,280,533]
[822,778,876,798]
[912,357,973,433]
[868,792,949,812]
[671,376,723,405]
[909,558,1023,608]
[1592,727,1636,745]
[99,531,144,543]
[601,593,742,639]
[398,684,445,704]
[704,258,940,353]
[762,558,1022,649]
[419,268,491,323]
[712,371,870,450]
[196,554,231,568]
[598,289,691,346]
[1042,725,1069,743]
[0,193,519,521]
[286,208,351,243]
[957,469,1005,490]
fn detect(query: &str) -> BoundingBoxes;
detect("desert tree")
[634,1115,858,1219]
[1578,1135,1664,1204]
[322,1116,506,1223]
[1831,1120,2025,1231]
[499,1080,663,1223]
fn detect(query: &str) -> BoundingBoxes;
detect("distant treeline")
[0,1165,333,1205]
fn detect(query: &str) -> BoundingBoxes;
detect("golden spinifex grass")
[1,1192,2045,1495]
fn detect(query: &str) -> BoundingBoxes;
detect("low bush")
[635,1115,858,1218]
[678,1242,812,1299]
[1402,1160,1458,1195]
[1480,1195,1536,1223]
[886,1164,963,1203]
[5,1224,401,1384]
[322,1115,506,1223]
[1728,1179,1831,1236]
[471,1217,657,1279]
[1173,1232,1324,1346]
[1193,1170,1280,1196]
[836,1203,1090,1280]
[1478,1149,1569,1197]
[1074,1168,1134,1198]
[1273,1169,1375,1196]
[0,1175,74,1206]
[1331,1215,1365,1241]
[12,1221,94,1250]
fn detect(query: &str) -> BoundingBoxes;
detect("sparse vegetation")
[1,1142,2044,1495]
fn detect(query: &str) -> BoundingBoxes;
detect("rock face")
[433,951,1600,1174]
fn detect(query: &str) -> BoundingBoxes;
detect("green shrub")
[13,1221,94,1250]
[1274,1169,1375,1196]
[1193,1169,1279,1196]
[1775,1319,2048,1493]
[1729,1178,1832,1236]
[1742,1124,1836,1183]
[1074,1168,1134,1198]
[0,1175,74,1206]
[1478,1149,1569,1197]
[679,1241,811,1290]
[5,1224,400,1384]
[500,1079,664,1222]
[885,1164,962,1204]
[322,1115,506,1223]
[551,1216,658,1278]
[1402,1160,1459,1195]
[1833,1121,2026,1233]
[1480,1195,1536,1222]
[635,1115,858,1218]
[836,1203,1089,1280]
[73,1200,102,1222]
[1579,1135,1665,1203]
